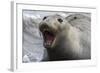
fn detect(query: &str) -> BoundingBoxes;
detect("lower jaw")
[43,43,52,48]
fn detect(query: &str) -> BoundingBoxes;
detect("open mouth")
[40,28,56,48]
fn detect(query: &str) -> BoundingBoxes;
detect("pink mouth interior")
[43,31,55,46]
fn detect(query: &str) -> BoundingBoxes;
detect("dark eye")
[57,18,63,23]
[43,16,47,20]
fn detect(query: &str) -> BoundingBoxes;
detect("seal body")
[39,14,91,61]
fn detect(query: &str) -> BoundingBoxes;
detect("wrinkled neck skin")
[46,26,83,61]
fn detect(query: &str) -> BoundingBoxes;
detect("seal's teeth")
[43,29,49,32]
[47,41,52,45]
[44,40,52,46]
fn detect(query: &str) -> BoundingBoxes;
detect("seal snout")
[39,23,49,32]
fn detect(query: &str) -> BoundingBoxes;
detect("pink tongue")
[46,35,54,42]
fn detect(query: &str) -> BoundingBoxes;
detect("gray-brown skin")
[39,14,91,61]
